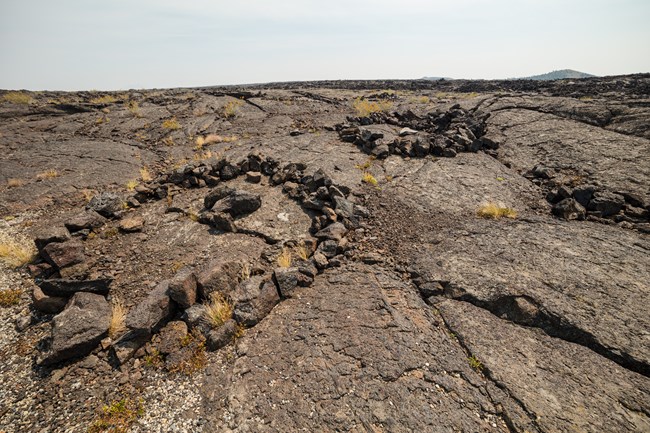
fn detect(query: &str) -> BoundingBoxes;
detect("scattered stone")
[211,212,238,232]
[168,267,197,309]
[315,222,348,241]
[212,190,262,217]
[552,198,586,220]
[181,303,210,333]
[40,240,85,270]
[273,267,313,298]
[245,171,262,183]
[15,315,32,332]
[124,280,176,342]
[34,226,70,251]
[233,277,280,327]
[312,251,329,269]
[86,192,123,218]
[38,278,112,297]
[206,319,237,351]
[197,260,243,299]
[204,185,235,210]
[220,163,239,181]
[64,210,107,233]
[572,185,596,207]
[399,127,418,136]
[333,196,354,219]
[40,292,111,365]
[32,286,68,314]
[118,216,144,233]
[588,191,625,217]
[153,321,188,354]
[26,262,55,279]
[317,240,339,258]
[312,169,332,188]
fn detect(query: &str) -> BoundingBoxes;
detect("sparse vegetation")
[296,244,310,261]
[3,91,32,105]
[108,299,127,339]
[277,247,292,268]
[0,239,36,268]
[139,167,152,182]
[143,348,163,368]
[477,203,518,219]
[352,97,392,117]
[88,397,144,433]
[168,331,207,375]
[127,100,141,117]
[162,118,181,130]
[203,292,233,329]
[362,172,378,186]
[192,150,213,162]
[222,100,244,118]
[239,262,251,281]
[90,95,117,105]
[195,134,238,149]
[355,156,375,171]
[125,180,138,191]
[7,178,25,188]
[36,169,59,180]
[162,136,175,146]
[410,95,430,104]
[0,289,22,307]
[468,355,484,372]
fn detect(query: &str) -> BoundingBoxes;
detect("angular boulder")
[124,280,176,342]
[232,277,280,327]
[197,259,244,299]
[588,191,625,217]
[204,185,235,210]
[168,267,197,309]
[273,267,313,298]
[86,192,123,218]
[552,198,586,220]
[39,292,111,365]
[33,226,70,251]
[64,210,106,233]
[212,190,262,217]
[315,222,348,242]
[40,240,85,270]
[206,319,238,351]
[32,286,67,314]
[38,278,112,297]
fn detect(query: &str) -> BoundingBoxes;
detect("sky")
[0,0,648,90]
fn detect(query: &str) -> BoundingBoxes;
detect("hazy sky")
[1,0,648,90]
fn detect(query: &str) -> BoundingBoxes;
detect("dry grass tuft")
[0,289,22,308]
[127,100,141,117]
[88,397,144,433]
[468,355,484,372]
[477,203,517,219]
[203,292,233,329]
[168,331,207,375]
[223,100,244,118]
[108,299,127,339]
[125,180,138,191]
[139,167,152,182]
[362,172,378,186]
[0,239,36,268]
[352,97,392,117]
[296,244,310,261]
[239,262,251,281]
[195,134,238,149]
[90,95,117,104]
[162,118,181,130]
[7,178,26,188]
[277,247,292,268]
[3,91,32,105]
[36,169,59,180]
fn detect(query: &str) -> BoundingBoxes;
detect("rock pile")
[24,154,367,370]
[337,105,498,159]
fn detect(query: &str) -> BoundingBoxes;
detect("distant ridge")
[521,69,596,81]
[421,76,454,81]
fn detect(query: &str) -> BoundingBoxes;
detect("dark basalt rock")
[40,292,111,365]
[86,192,123,218]
[38,278,112,297]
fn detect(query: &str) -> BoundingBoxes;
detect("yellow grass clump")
[203,292,233,328]
[139,167,152,182]
[0,238,36,268]
[223,100,244,118]
[108,299,127,339]
[7,178,25,188]
[277,247,292,268]
[352,97,392,117]
[36,169,59,180]
[162,118,181,130]
[362,172,378,186]
[0,289,22,307]
[90,95,117,104]
[477,203,518,219]
[3,91,32,105]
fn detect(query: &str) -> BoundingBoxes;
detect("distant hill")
[421,76,454,81]
[522,69,596,81]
